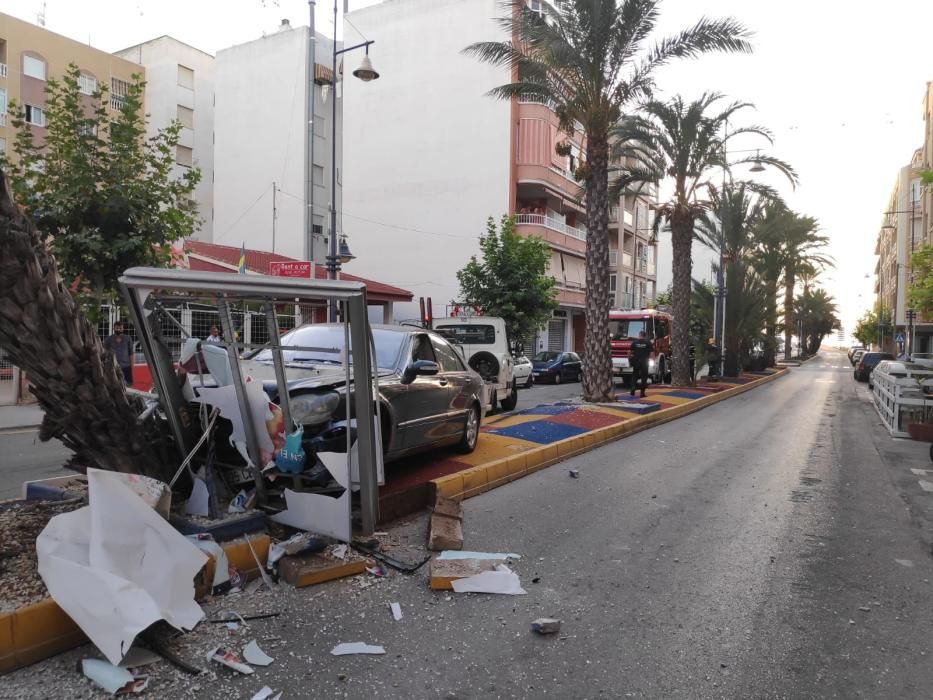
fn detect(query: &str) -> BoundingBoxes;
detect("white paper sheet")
[37,470,208,665]
[187,536,230,590]
[437,551,521,561]
[330,642,386,656]
[390,602,402,621]
[450,565,527,595]
[81,659,135,693]
[184,478,210,517]
[269,450,350,541]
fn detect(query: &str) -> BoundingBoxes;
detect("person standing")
[103,321,134,385]
[630,330,653,398]
[204,325,222,343]
[706,337,721,381]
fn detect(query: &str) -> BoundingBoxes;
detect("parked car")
[609,308,673,384]
[868,360,908,389]
[532,351,582,384]
[851,349,866,367]
[241,324,486,461]
[848,345,865,364]
[854,351,894,382]
[512,355,534,388]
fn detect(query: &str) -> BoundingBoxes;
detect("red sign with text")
[269,261,313,278]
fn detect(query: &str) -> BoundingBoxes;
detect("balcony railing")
[516,213,587,240]
[518,95,585,135]
[609,249,618,267]
[609,207,619,223]
[0,63,7,78]
[622,251,633,269]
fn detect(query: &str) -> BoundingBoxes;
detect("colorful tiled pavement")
[377,370,786,521]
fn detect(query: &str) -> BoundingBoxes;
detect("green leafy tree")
[750,203,791,367]
[909,243,933,320]
[465,0,753,402]
[655,283,673,307]
[1,63,201,306]
[780,213,830,358]
[456,216,558,345]
[852,304,891,349]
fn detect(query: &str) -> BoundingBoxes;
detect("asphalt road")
[277,349,933,699]
[0,430,72,500]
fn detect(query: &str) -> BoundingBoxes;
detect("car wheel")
[456,403,481,454]
[500,381,518,411]
[524,373,534,388]
[554,371,562,385]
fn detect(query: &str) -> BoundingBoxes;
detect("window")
[431,336,465,373]
[433,324,496,345]
[312,215,324,235]
[410,335,437,363]
[110,78,130,111]
[24,104,45,127]
[177,105,194,129]
[77,122,97,137]
[609,273,617,293]
[23,55,46,80]
[313,165,324,186]
[177,64,194,89]
[0,88,6,114]
[176,145,193,167]
[78,73,97,95]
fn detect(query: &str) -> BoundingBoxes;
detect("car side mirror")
[401,359,439,384]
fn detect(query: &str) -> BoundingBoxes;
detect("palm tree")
[613,93,795,385]
[695,182,774,375]
[796,288,839,354]
[464,0,753,402]
[749,204,791,367]
[781,215,830,358]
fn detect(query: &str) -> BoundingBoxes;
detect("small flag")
[238,243,247,274]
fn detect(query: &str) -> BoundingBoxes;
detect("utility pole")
[306,0,317,275]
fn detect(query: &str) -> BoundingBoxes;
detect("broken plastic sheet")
[191,379,275,465]
[243,639,274,666]
[37,469,208,665]
[270,450,350,541]
[188,535,231,590]
[451,564,527,595]
[184,477,210,517]
[330,642,386,656]
[251,688,282,700]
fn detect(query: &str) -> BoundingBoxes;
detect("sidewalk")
[0,404,44,431]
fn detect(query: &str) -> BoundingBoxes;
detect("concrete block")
[433,495,463,521]
[430,558,499,590]
[428,512,463,551]
[279,553,370,588]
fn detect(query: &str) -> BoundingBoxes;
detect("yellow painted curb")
[431,369,788,502]
[0,535,272,674]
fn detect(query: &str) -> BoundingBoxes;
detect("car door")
[430,334,474,439]
[395,334,454,449]
[565,352,582,379]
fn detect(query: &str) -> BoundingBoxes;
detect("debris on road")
[428,496,464,551]
[451,564,528,595]
[430,557,500,590]
[390,602,402,621]
[118,646,163,669]
[80,658,148,695]
[569,469,580,478]
[242,639,274,666]
[330,642,386,656]
[530,618,561,634]
[436,550,521,561]
[207,646,254,674]
[37,469,208,665]
[278,548,371,588]
[250,687,283,700]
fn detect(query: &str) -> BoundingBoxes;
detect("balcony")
[515,213,587,241]
[0,63,6,78]
[517,94,585,136]
[609,249,618,267]
[622,251,633,269]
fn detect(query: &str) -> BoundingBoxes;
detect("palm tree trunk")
[783,263,795,358]
[670,206,694,386]
[723,260,741,376]
[582,135,613,402]
[0,169,164,477]
[764,279,778,367]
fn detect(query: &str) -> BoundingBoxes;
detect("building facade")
[875,152,924,354]
[922,81,933,248]
[0,12,143,161]
[212,20,339,265]
[114,36,215,241]
[342,0,657,354]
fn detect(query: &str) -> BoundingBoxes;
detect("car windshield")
[434,324,496,345]
[610,319,650,340]
[534,351,560,362]
[247,325,405,369]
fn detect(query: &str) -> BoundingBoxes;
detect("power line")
[214,184,270,239]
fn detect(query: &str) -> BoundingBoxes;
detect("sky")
[2,0,932,339]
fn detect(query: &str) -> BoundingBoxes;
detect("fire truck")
[609,308,673,385]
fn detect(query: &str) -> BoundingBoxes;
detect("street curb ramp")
[431,368,789,501]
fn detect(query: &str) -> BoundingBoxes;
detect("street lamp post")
[326,0,379,321]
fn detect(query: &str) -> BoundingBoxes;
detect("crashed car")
[240,323,486,462]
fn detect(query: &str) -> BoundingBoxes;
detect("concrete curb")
[0,535,271,674]
[431,368,789,502]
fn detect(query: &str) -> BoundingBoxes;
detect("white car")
[512,355,534,388]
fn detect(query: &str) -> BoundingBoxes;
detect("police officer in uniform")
[630,330,653,398]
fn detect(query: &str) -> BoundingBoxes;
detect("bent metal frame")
[119,267,381,534]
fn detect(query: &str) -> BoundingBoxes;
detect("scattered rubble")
[530,618,561,634]
[242,640,274,666]
[330,642,386,656]
[428,495,463,551]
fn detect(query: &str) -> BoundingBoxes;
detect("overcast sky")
[3,0,932,338]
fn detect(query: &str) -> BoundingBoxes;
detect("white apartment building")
[115,36,215,241]
[343,0,658,353]
[212,20,339,263]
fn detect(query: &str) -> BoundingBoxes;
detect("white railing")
[515,213,587,240]
[549,164,578,183]
[518,95,585,134]
[622,251,633,269]
[0,64,7,78]
[872,365,933,437]
[609,249,618,267]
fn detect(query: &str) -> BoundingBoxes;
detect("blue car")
[532,351,582,384]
